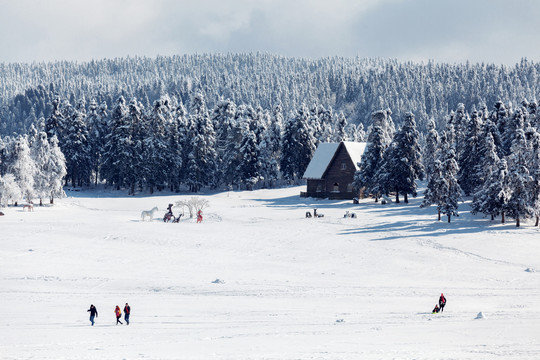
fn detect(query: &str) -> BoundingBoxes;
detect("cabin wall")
[302,145,358,200]
[323,145,356,195]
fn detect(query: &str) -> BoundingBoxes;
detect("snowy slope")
[1,186,539,359]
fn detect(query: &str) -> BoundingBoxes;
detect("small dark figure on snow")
[197,210,203,223]
[115,305,123,325]
[87,304,98,326]
[439,293,446,312]
[432,304,440,313]
[164,204,175,222]
[124,303,131,325]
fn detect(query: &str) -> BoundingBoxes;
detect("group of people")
[432,293,446,313]
[87,303,131,326]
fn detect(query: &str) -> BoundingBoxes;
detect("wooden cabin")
[301,141,367,200]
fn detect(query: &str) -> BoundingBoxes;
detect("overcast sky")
[0,0,538,65]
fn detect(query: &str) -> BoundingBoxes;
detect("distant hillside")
[1,54,539,135]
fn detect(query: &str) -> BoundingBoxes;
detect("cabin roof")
[302,141,367,180]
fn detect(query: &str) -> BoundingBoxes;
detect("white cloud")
[0,0,538,64]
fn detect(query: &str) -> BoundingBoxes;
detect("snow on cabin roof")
[302,141,367,179]
[302,143,339,179]
[343,141,368,171]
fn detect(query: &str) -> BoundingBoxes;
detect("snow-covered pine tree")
[29,131,51,205]
[471,158,509,222]
[9,136,36,203]
[101,96,131,190]
[212,98,237,186]
[492,101,511,155]
[86,99,109,185]
[439,131,462,222]
[62,100,91,187]
[374,112,424,203]
[458,110,484,196]
[333,112,348,142]
[525,127,540,226]
[186,92,217,192]
[0,173,21,206]
[237,122,262,190]
[504,129,533,227]
[501,108,525,157]
[423,118,439,181]
[144,97,170,193]
[45,95,62,140]
[259,104,283,188]
[280,104,316,182]
[421,159,445,220]
[353,109,394,200]
[47,135,67,204]
[174,102,191,187]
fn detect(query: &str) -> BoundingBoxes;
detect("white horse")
[141,206,158,221]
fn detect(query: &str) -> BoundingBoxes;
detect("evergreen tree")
[352,109,392,200]
[458,110,484,196]
[423,118,439,181]
[9,136,36,203]
[186,92,217,192]
[0,173,21,206]
[471,158,509,222]
[102,96,131,190]
[62,100,91,187]
[439,131,462,222]
[374,112,424,203]
[29,131,51,205]
[504,129,533,227]
[421,159,445,220]
[47,135,67,204]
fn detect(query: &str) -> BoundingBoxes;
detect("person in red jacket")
[115,305,123,325]
[439,293,447,312]
[124,303,131,325]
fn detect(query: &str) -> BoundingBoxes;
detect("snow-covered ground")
[1,186,539,359]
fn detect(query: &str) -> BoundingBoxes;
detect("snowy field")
[1,185,540,359]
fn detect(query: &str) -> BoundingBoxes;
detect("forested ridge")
[2,54,540,228]
[1,54,539,135]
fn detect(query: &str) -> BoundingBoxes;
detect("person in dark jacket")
[87,304,98,326]
[124,303,131,325]
[439,293,447,312]
[432,304,440,313]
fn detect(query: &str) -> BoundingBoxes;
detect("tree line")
[355,100,540,227]
[32,92,360,194]
[2,54,540,138]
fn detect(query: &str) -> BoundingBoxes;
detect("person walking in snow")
[87,304,98,326]
[439,293,446,312]
[115,305,123,325]
[197,210,203,223]
[124,303,131,325]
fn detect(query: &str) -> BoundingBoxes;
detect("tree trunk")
[501,212,505,224]
[395,192,400,203]
[516,217,520,227]
[438,208,441,221]
[535,215,539,227]
[491,214,494,221]
[404,193,408,204]
[39,198,43,206]
[448,214,451,223]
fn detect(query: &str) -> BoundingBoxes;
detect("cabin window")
[341,161,347,170]
[332,182,339,192]
[316,184,322,192]
[347,183,353,192]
